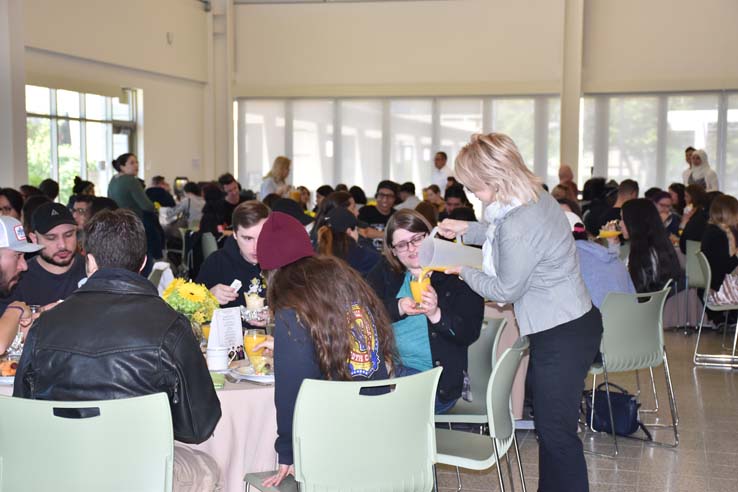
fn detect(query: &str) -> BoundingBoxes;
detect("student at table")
[367,209,483,413]
[255,211,395,487]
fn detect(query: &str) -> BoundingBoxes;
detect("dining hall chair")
[0,392,173,492]
[434,337,529,492]
[244,367,442,492]
[585,284,679,457]
[692,251,738,368]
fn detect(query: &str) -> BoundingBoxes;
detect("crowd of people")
[1,136,737,491]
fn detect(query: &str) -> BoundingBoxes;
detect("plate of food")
[230,360,274,384]
[0,359,18,385]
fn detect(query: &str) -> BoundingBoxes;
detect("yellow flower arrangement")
[163,278,219,324]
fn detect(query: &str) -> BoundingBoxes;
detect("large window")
[236,96,560,206]
[25,86,137,203]
[580,92,737,196]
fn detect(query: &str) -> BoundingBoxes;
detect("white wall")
[583,0,738,92]
[234,0,565,97]
[21,0,214,185]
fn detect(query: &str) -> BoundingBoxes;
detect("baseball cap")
[31,202,77,234]
[324,207,358,233]
[257,212,315,270]
[0,216,44,253]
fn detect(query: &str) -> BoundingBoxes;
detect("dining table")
[0,378,278,492]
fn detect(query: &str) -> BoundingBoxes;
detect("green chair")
[693,251,738,368]
[435,318,507,426]
[586,284,679,457]
[0,393,173,491]
[245,367,442,492]
[435,337,529,492]
[201,232,218,260]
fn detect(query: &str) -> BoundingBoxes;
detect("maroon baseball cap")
[257,212,314,270]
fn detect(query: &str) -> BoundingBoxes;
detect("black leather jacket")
[13,268,222,444]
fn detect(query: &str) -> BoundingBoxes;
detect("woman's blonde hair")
[709,194,738,228]
[454,133,542,205]
[266,156,291,182]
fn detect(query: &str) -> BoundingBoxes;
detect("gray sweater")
[460,192,592,336]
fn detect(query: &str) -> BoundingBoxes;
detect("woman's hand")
[261,464,294,488]
[398,297,426,317]
[444,266,463,276]
[210,284,239,305]
[602,220,621,245]
[437,219,469,240]
[253,335,275,355]
[420,286,441,324]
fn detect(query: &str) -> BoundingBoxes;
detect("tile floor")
[435,327,738,491]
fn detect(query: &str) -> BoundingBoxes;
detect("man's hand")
[210,284,239,305]
[261,464,294,487]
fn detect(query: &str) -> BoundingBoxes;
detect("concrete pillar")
[559,0,584,179]
[0,0,27,187]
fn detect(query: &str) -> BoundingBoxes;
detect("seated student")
[313,185,334,213]
[564,211,635,308]
[396,182,421,210]
[0,188,24,220]
[69,194,94,228]
[591,179,639,234]
[701,194,738,305]
[309,191,357,244]
[255,212,395,487]
[317,207,380,276]
[652,191,681,238]
[438,184,471,221]
[72,176,95,197]
[13,209,221,444]
[0,203,86,311]
[196,201,269,325]
[367,209,483,413]
[146,175,176,208]
[425,184,446,216]
[0,216,43,354]
[358,181,399,250]
[678,184,712,254]
[604,198,682,293]
[166,181,205,230]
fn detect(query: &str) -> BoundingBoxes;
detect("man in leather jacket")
[13,209,221,444]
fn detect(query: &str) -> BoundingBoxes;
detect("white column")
[209,0,234,180]
[559,0,584,178]
[0,0,27,187]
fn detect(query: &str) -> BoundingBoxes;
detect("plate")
[0,376,14,385]
[240,374,275,384]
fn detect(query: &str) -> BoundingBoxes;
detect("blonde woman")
[260,156,292,199]
[438,133,602,492]
[701,194,738,305]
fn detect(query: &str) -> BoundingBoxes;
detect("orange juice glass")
[410,274,431,305]
[244,329,267,366]
[201,324,210,341]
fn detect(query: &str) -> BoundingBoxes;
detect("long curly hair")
[622,199,682,293]
[266,255,397,380]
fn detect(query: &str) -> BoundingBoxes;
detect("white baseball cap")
[0,216,44,253]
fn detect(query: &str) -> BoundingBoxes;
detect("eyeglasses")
[392,233,426,253]
[376,192,395,200]
[0,206,14,214]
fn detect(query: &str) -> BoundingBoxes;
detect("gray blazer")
[460,192,592,336]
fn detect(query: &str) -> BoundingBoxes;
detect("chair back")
[293,367,442,492]
[487,336,529,441]
[599,284,671,373]
[685,240,706,289]
[201,232,218,260]
[148,267,164,290]
[695,251,713,305]
[0,393,173,492]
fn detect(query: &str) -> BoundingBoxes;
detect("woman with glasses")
[438,133,601,492]
[367,208,484,413]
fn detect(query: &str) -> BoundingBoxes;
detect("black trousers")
[528,307,603,492]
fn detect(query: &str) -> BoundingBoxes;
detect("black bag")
[584,382,652,438]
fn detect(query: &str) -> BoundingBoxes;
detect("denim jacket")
[460,192,592,336]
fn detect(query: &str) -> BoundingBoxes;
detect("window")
[25,85,137,203]
[579,92,737,197]
[236,95,560,208]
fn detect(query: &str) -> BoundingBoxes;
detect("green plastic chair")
[693,251,738,368]
[0,393,173,491]
[435,318,507,426]
[245,367,442,492]
[202,232,218,260]
[587,284,679,456]
[435,337,529,492]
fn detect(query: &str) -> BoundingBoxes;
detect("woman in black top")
[701,195,738,302]
[679,185,713,254]
[316,207,380,276]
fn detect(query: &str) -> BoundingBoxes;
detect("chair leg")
[433,465,439,492]
[639,368,660,414]
[693,300,710,365]
[601,363,619,457]
[589,373,598,433]
[512,432,527,492]
[662,350,680,447]
[505,452,516,492]
[492,439,506,492]
[454,466,462,492]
